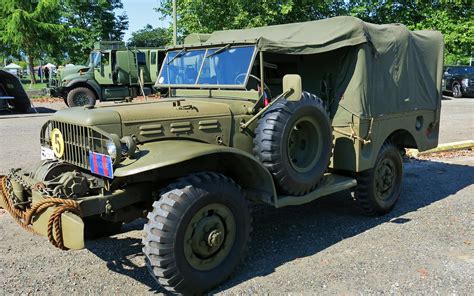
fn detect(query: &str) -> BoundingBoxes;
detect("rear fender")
[114,141,277,205]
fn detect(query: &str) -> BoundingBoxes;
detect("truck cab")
[49,41,165,107]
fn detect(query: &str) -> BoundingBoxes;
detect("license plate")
[89,151,113,179]
[41,146,56,160]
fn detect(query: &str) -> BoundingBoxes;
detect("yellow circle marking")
[50,128,65,158]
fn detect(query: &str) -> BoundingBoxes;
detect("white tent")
[44,63,56,69]
[4,63,22,70]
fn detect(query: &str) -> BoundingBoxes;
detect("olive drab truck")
[48,41,165,107]
[0,17,443,294]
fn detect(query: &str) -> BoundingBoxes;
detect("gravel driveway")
[0,99,473,295]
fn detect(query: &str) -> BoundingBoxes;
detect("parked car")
[442,66,474,98]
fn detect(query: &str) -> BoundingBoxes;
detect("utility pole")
[172,0,177,45]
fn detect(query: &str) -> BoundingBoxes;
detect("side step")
[275,173,357,208]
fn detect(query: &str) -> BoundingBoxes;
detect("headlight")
[105,139,117,159]
[461,78,469,87]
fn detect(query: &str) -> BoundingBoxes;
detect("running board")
[275,173,357,208]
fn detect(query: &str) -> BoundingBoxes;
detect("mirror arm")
[240,88,293,131]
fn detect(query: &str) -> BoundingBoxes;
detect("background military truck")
[49,41,165,107]
[0,17,443,294]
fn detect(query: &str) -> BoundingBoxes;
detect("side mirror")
[283,74,302,101]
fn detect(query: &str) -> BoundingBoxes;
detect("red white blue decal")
[89,151,113,179]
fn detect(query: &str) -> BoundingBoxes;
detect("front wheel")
[66,87,97,107]
[452,83,462,98]
[354,142,403,215]
[143,172,251,294]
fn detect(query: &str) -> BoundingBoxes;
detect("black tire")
[143,172,251,295]
[452,83,462,98]
[253,91,332,196]
[83,216,123,238]
[66,87,97,107]
[354,142,403,215]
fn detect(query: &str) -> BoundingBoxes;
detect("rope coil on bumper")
[0,175,81,250]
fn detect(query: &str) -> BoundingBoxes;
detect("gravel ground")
[0,99,473,295]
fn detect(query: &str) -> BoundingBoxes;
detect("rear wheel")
[66,87,97,107]
[354,142,403,215]
[143,172,251,294]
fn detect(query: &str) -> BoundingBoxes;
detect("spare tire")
[253,91,332,196]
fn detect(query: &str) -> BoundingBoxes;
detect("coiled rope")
[0,175,81,250]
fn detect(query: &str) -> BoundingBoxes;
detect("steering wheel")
[234,73,272,98]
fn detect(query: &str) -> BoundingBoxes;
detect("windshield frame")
[156,44,258,89]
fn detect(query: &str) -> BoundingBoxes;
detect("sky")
[117,0,170,41]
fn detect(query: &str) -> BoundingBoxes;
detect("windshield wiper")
[205,44,230,58]
[167,48,186,65]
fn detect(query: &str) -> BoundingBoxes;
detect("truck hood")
[50,98,235,136]
[58,65,91,79]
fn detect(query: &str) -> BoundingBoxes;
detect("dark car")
[442,66,474,98]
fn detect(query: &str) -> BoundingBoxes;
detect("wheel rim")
[374,158,397,201]
[184,203,236,271]
[73,92,90,106]
[287,116,322,173]
[453,85,460,97]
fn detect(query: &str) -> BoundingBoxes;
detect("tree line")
[156,0,473,65]
[0,0,128,83]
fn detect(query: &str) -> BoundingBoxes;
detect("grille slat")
[42,120,111,170]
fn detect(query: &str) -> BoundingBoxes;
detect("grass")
[20,76,48,90]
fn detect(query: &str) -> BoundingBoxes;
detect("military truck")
[0,17,443,294]
[49,41,165,107]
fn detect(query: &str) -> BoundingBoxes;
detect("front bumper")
[0,170,151,250]
[462,85,474,97]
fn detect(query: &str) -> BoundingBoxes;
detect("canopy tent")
[199,16,444,119]
[44,63,56,69]
[3,63,22,70]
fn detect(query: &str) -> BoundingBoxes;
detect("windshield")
[157,45,256,88]
[87,51,101,68]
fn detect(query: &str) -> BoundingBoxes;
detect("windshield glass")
[87,51,101,68]
[160,49,206,85]
[157,45,256,87]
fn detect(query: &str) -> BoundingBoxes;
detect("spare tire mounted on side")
[253,91,333,196]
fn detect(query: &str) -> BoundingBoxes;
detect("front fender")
[114,140,277,205]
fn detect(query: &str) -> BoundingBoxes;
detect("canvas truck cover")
[201,16,444,119]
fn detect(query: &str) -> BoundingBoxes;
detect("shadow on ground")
[86,158,474,293]
[0,106,56,117]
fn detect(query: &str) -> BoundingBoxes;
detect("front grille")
[41,120,113,170]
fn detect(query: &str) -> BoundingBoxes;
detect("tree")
[156,0,473,64]
[0,0,66,84]
[127,24,171,47]
[156,0,346,41]
[347,1,473,65]
[61,0,129,64]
